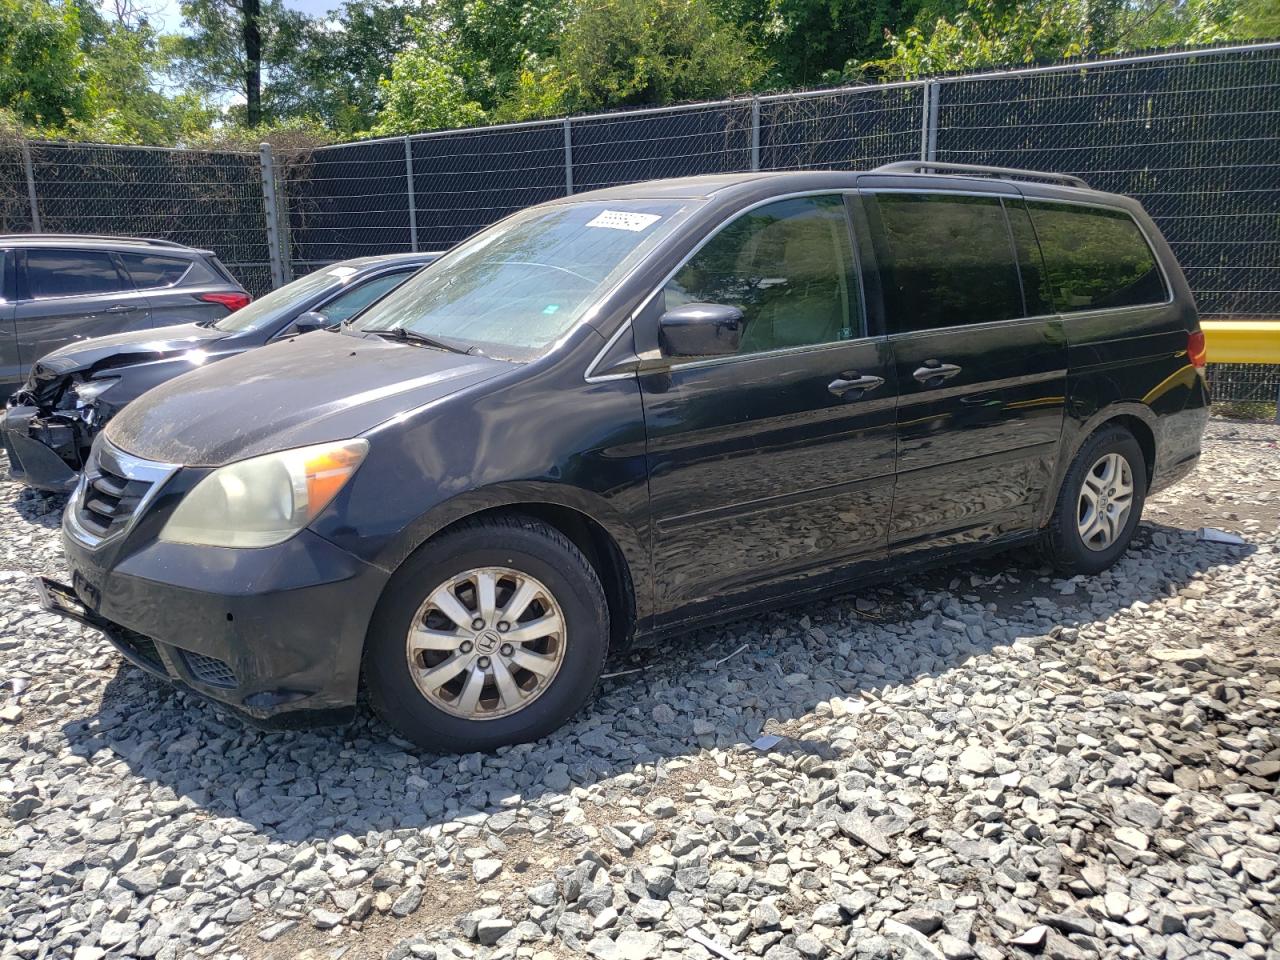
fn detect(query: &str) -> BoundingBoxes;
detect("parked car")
[3,252,438,492]
[39,164,1209,752]
[0,235,249,403]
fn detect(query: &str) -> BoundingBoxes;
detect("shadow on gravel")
[12,488,68,529]
[57,520,1255,846]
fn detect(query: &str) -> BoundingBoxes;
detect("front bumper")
[1,406,80,492]
[50,516,390,725]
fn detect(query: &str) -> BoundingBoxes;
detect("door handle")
[828,374,885,397]
[912,361,962,386]
[103,304,138,314]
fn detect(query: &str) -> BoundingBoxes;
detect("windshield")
[353,200,692,359]
[213,266,353,333]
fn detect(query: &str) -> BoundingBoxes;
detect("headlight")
[73,378,120,403]
[158,439,369,548]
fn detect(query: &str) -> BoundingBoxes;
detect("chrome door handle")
[912,362,962,386]
[104,304,138,314]
[828,374,885,397]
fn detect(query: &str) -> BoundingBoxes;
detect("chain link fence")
[1,41,1277,395]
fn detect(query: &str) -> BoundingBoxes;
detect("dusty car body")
[2,253,437,491]
[39,166,1208,752]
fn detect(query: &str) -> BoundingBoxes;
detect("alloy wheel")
[1076,452,1134,551]
[405,566,566,720]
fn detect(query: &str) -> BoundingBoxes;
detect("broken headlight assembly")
[158,439,369,548]
[72,378,120,405]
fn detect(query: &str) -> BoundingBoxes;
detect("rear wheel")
[1040,425,1147,576]
[364,514,609,752]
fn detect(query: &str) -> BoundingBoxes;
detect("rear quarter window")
[119,253,192,289]
[1026,201,1168,312]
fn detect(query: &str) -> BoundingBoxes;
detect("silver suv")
[0,234,249,401]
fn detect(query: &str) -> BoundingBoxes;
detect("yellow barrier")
[1201,319,1280,365]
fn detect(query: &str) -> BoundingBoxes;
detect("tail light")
[199,292,251,312]
[1187,329,1207,370]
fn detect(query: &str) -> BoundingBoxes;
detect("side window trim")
[1020,196,1173,315]
[998,198,1029,319]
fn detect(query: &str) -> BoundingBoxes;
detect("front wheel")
[364,514,609,752]
[1040,425,1147,576]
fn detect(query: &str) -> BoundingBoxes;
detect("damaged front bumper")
[2,372,116,492]
[1,405,82,492]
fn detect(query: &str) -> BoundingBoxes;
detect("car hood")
[34,323,228,377]
[105,331,512,467]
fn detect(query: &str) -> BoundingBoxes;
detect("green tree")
[554,0,769,110]
[368,21,488,135]
[68,1,218,143]
[871,0,1242,79]
[712,0,924,87]
[265,0,430,136]
[0,0,90,128]
[164,0,304,126]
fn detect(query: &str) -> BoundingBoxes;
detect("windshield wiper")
[372,327,480,356]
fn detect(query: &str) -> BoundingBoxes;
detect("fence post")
[751,98,761,171]
[404,136,419,252]
[563,118,574,196]
[926,81,941,162]
[259,142,287,289]
[20,139,41,232]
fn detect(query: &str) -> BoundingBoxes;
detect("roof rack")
[0,233,192,249]
[872,161,1089,190]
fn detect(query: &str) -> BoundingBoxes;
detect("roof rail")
[0,233,193,249]
[872,161,1089,190]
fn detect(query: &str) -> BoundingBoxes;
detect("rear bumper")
[1,406,80,492]
[51,521,390,725]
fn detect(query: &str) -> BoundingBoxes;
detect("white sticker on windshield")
[586,210,661,232]
[327,266,359,279]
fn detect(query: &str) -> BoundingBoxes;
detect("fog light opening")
[242,689,310,709]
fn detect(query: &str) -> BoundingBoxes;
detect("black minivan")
[40,164,1209,752]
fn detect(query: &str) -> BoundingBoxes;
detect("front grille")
[76,465,154,538]
[69,441,176,545]
[183,650,238,688]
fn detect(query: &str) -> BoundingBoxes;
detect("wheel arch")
[372,483,647,652]
[1038,402,1159,526]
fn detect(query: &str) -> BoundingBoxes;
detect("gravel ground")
[2,417,1278,960]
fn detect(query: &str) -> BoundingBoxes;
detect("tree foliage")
[872,0,1244,79]
[0,0,90,129]
[0,0,1271,145]
[368,21,488,135]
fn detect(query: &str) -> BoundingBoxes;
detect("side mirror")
[292,311,330,334]
[658,302,743,358]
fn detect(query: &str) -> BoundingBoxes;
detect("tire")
[364,513,609,752]
[1040,425,1148,576]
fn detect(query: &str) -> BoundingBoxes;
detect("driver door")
[638,194,898,626]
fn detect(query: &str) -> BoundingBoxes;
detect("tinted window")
[871,193,1023,334]
[25,250,128,299]
[1027,201,1167,311]
[119,253,191,288]
[318,271,411,324]
[664,195,859,355]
